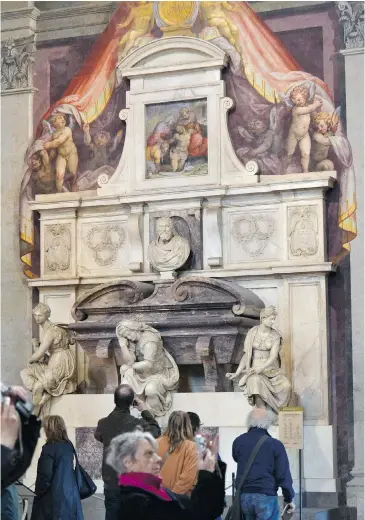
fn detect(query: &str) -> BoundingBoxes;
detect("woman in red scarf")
[106,429,225,520]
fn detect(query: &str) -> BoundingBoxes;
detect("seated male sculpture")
[148,217,190,272]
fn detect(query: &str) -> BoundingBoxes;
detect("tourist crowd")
[1,382,295,520]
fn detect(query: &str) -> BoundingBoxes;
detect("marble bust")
[226,306,291,414]
[20,303,77,417]
[148,217,190,272]
[116,320,179,416]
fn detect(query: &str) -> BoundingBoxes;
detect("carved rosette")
[337,1,364,49]
[1,37,36,90]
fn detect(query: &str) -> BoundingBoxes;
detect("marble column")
[0,2,39,383]
[337,1,364,516]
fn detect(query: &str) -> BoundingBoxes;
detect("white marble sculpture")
[226,306,291,413]
[116,320,179,416]
[147,217,190,272]
[21,303,77,416]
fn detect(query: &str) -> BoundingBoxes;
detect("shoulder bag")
[225,435,268,520]
[72,444,97,500]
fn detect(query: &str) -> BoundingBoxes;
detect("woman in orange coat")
[157,411,199,495]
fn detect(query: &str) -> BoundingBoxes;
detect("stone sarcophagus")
[70,277,264,393]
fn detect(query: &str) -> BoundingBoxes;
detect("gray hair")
[106,430,157,475]
[247,408,276,430]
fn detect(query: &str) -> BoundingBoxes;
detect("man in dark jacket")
[95,384,161,520]
[232,408,295,520]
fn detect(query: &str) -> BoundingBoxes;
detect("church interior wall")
[1,1,363,518]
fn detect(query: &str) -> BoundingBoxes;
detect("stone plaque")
[279,406,304,449]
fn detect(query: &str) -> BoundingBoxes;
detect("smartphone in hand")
[281,504,294,520]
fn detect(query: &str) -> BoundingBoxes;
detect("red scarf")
[119,472,173,501]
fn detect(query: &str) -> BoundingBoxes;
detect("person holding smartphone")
[94,384,161,520]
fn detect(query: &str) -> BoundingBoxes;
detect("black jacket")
[1,415,41,490]
[95,407,161,489]
[30,440,83,520]
[118,470,225,520]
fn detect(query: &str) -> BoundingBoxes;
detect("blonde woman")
[157,411,199,495]
[31,415,84,520]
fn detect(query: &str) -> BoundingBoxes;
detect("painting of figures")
[145,99,208,178]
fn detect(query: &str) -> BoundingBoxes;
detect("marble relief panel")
[287,205,320,260]
[225,207,282,266]
[43,223,73,276]
[78,217,128,276]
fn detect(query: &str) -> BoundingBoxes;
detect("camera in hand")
[0,383,34,422]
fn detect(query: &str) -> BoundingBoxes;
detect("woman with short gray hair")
[106,429,225,520]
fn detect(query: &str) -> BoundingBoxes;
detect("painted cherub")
[310,111,339,171]
[43,113,78,192]
[117,2,154,59]
[200,2,240,50]
[285,84,323,173]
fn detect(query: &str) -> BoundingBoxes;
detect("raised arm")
[295,99,322,115]
[118,337,135,366]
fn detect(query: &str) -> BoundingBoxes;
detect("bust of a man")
[148,217,190,272]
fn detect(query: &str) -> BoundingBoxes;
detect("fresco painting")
[19,1,357,278]
[145,99,208,178]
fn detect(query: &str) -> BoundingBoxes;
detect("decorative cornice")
[1,37,36,91]
[337,1,364,50]
[38,1,117,20]
[1,7,40,21]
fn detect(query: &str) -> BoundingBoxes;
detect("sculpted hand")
[226,372,238,380]
[32,338,40,350]
[120,364,131,375]
[249,367,263,375]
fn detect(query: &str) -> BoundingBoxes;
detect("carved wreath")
[232,214,275,257]
[86,225,126,266]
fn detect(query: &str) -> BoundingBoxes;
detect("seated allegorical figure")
[148,217,190,272]
[226,306,291,414]
[116,320,180,417]
[21,303,77,417]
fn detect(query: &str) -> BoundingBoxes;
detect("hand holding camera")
[1,397,20,449]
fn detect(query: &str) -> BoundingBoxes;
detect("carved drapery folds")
[1,37,36,90]
[337,2,364,49]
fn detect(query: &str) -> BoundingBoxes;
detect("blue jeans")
[1,484,20,520]
[241,493,280,520]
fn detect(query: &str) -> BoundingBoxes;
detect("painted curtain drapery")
[19,1,357,277]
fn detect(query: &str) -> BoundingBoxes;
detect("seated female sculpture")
[226,306,291,413]
[21,303,77,416]
[116,321,179,417]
